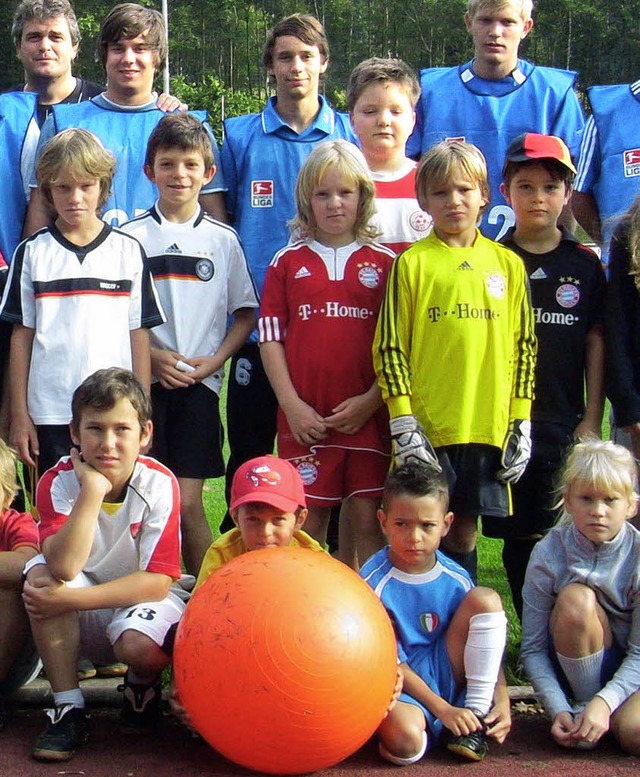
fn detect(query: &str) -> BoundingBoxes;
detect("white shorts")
[24,555,186,666]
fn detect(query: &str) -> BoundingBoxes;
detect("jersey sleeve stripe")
[258,316,282,342]
[375,259,411,399]
[575,116,597,189]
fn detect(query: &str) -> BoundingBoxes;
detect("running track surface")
[0,706,638,777]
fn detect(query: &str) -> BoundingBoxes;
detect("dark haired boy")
[23,368,186,762]
[491,133,606,618]
[11,0,102,127]
[219,14,356,522]
[361,462,510,764]
[24,2,226,236]
[121,113,258,576]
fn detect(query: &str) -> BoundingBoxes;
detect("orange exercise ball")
[174,547,398,774]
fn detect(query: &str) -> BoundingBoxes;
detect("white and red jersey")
[259,239,394,452]
[371,160,432,254]
[36,455,182,583]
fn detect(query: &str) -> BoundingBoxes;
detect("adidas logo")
[294,266,312,279]
[165,243,181,254]
[530,267,547,280]
[457,261,473,270]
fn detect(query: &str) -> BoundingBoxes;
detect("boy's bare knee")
[113,629,164,668]
[465,585,503,614]
[611,693,640,755]
[378,703,426,759]
[554,583,597,624]
[613,717,640,756]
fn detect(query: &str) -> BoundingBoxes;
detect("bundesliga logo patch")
[251,180,274,207]
[624,149,640,178]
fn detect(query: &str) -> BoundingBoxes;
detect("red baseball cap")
[230,455,307,514]
[503,133,577,175]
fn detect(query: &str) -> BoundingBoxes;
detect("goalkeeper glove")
[497,419,531,484]
[390,415,441,471]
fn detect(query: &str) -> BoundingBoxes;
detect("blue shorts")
[400,635,464,745]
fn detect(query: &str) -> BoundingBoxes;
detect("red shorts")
[284,446,390,506]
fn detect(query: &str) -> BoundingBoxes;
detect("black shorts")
[150,382,224,480]
[483,421,573,539]
[0,634,41,696]
[35,424,74,476]
[437,443,510,518]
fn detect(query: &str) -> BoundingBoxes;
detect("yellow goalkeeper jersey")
[373,229,536,448]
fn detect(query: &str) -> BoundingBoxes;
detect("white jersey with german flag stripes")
[121,203,259,395]
[0,223,163,425]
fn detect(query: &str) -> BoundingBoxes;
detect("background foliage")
[2,0,640,137]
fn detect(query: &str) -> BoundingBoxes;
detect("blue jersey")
[407,60,584,240]
[575,82,640,259]
[0,92,38,264]
[37,95,224,227]
[361,547,472,739]
[360,547,472,665]
[220,96,356,301]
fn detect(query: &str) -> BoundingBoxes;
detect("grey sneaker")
[32,704,90,762]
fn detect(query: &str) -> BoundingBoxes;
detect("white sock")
[556,649,604,703]
[379,730,428,765]
[53,689,85,709]
[463,611,507,716]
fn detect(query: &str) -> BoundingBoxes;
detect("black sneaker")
[118,674,162,733]
[446,712,488,762]
[32,704,90,762]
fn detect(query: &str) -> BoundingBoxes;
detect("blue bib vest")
[0,92,38,263]
[410,61,581,240]
[589,84,640,250]
[52,101,207,226]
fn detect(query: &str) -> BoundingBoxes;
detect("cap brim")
[230,491,301,514]
[505,151,577,175]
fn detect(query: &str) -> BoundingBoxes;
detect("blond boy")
[373,140,536,581]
